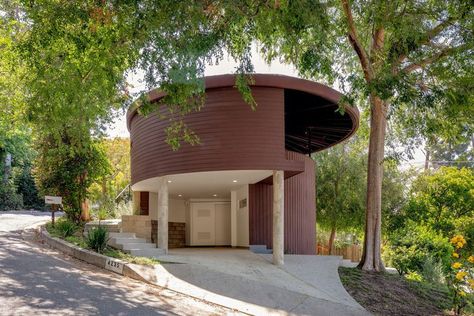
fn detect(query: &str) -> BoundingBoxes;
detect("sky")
[106,51,427,167]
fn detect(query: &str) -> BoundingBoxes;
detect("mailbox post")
[45,196,62,227]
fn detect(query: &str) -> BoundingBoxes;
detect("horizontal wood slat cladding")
[249,151,316,254]
[130,87,289,184]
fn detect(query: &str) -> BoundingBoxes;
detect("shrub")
[55,220,77,238]
[406,271,423,282]
[15,165,44,209]
[0,183,23,211]
[421,256,446,284]
[86,226,109,253]
[97,208,109,221]
[385,220,453,275]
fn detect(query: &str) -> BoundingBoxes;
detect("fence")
[317,243,362,262]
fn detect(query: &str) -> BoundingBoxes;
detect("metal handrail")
[115,184,131,203]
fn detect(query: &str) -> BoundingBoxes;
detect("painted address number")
[105,258,124,274]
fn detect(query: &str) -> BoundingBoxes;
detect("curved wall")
[130,86,303,185]
[128,74,359,186]
[249,151,316,254]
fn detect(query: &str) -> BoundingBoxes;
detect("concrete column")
[230,190,238,247]
[157,177,168,254]
[273,170,284,265]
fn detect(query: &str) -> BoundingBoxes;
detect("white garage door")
[190,202,231,246]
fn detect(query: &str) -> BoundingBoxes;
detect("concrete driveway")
[0,211,237,315]
[155,248,370,315]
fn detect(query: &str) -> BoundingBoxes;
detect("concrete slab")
[155,248,370,315]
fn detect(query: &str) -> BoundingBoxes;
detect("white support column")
[230,190,238,247]
[157,177,169,254]
[273,170,284,265]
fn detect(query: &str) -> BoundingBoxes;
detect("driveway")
[0,210,55,232]
[154,248,370,315]
[0,211,237,315]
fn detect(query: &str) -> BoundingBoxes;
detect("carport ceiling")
[131,170,272,199]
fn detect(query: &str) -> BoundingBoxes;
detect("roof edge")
[126,74,358,132]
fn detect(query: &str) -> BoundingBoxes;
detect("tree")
[88,137,131,211]
[401,167,474,239]
[315,140,366,254]
[385,167,473,282]
[14,1,473,271]
[34,131,110,223]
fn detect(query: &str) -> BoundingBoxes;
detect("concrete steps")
[84,219,122,237]
[106,232,164,258]
[109,232,135,238]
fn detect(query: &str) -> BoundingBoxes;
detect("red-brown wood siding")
[130,87,306,184]
[249,151,316,254]
[139,191,149,215]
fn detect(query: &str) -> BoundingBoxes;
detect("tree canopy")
[2,1,473,270]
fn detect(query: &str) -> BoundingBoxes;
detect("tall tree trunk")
[358,95,386,272]
[328,225,337,255]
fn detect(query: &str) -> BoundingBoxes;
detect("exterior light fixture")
[167,180,172,183]
[178,194,182,197]
[213,194,218,197]
[232,180,238,183]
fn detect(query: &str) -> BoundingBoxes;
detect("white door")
[190,202,215,246]
[215,203,231,246]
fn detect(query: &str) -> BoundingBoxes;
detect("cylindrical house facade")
[126,74,358,255]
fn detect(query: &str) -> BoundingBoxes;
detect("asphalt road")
[0,211,236,316]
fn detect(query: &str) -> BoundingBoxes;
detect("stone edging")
[39,227,156,284]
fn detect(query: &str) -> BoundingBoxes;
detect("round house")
[125,74,359,264]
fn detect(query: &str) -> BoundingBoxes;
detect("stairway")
[108,232,165,257]
[84,219,121,237]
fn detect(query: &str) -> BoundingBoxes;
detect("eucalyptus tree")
[15,1,473,270]
[255,0,473,271]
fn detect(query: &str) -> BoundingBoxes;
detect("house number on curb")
[105,258,124,274]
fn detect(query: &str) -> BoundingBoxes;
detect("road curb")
[38,227,155,284]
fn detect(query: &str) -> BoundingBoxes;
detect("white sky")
[106,52,426,166]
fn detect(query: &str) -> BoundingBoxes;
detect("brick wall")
[151,221,186,248]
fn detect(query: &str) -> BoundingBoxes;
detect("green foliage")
[45,218,80,239]
[406,271,423,282]
[34,133,111,222]
[55,220,78,238]
[103,248,160,266]
[0,4,29,150]
[315,139,366,234]
[421,256,446,285]
[86,226,109,254]
[88,138,130,210]
[64,235,87,249]
[0,182,23,211]
[385,221,453,276]
[96,208,110,221]
[15,164,43,209]
[391,167,474,238]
